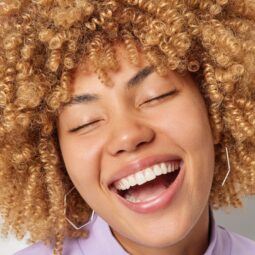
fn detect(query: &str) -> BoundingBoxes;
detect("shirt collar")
[204,206,218,255]
[205,206,231,255]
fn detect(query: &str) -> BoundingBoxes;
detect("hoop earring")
[221,147,231,186]
[64,186,95,230]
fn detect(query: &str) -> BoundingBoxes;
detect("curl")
[0,1,254,253]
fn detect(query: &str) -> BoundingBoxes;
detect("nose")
[106,114,155,156]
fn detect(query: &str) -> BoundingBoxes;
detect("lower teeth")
[125,194,142,203]
[125,193,164,203]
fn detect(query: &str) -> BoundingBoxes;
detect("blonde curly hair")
[0,0,254,254]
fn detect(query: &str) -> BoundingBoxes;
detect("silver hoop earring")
[221,147,231,186]
[64,186,95,230]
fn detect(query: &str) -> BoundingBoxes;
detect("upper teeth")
[114,161,180,191]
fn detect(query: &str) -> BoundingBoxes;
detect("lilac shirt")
[15,210,255,255]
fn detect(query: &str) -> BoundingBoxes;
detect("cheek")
[154,95,215,190]
[59,137,107,207]
[155,98,212,149]
[59,135,103,187]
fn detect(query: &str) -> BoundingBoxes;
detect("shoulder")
[13,242,52,255]
[218,225,255,255]
[13,238,84,255]
[229,230,255,255]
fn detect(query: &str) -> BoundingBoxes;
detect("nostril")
[108,128,155,155]
[116,141,147,155]
[116,149,125,155]
[138,141,147,147]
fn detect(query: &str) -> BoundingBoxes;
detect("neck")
[113,204,211,255]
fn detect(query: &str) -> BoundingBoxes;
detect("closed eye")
[69,119,101,133]
[69,89,177,133]
[142,89,177,106]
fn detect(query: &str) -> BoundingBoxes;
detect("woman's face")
[58,45,215,253]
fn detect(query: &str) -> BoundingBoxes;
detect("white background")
[1,196,255,255]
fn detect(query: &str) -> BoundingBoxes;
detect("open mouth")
[110,160,182,204]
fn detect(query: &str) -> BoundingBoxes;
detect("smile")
[110,159,185,214]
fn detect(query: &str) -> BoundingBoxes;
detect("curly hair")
[0,0,254,254]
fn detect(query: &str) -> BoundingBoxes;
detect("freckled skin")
[58,45,215,255]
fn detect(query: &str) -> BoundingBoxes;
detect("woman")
[0,1,254,254]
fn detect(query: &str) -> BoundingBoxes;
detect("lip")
[114,160,185,214]
[108,154,182,187]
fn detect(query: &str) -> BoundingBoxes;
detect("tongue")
[125,174,169,202]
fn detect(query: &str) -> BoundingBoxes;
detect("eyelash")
[142,89,177,105]
[69,89,177,133]
[69,119,100,133]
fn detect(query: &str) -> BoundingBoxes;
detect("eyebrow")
[65,65,154,106]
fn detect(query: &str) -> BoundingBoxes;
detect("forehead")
[65,42,190,109]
